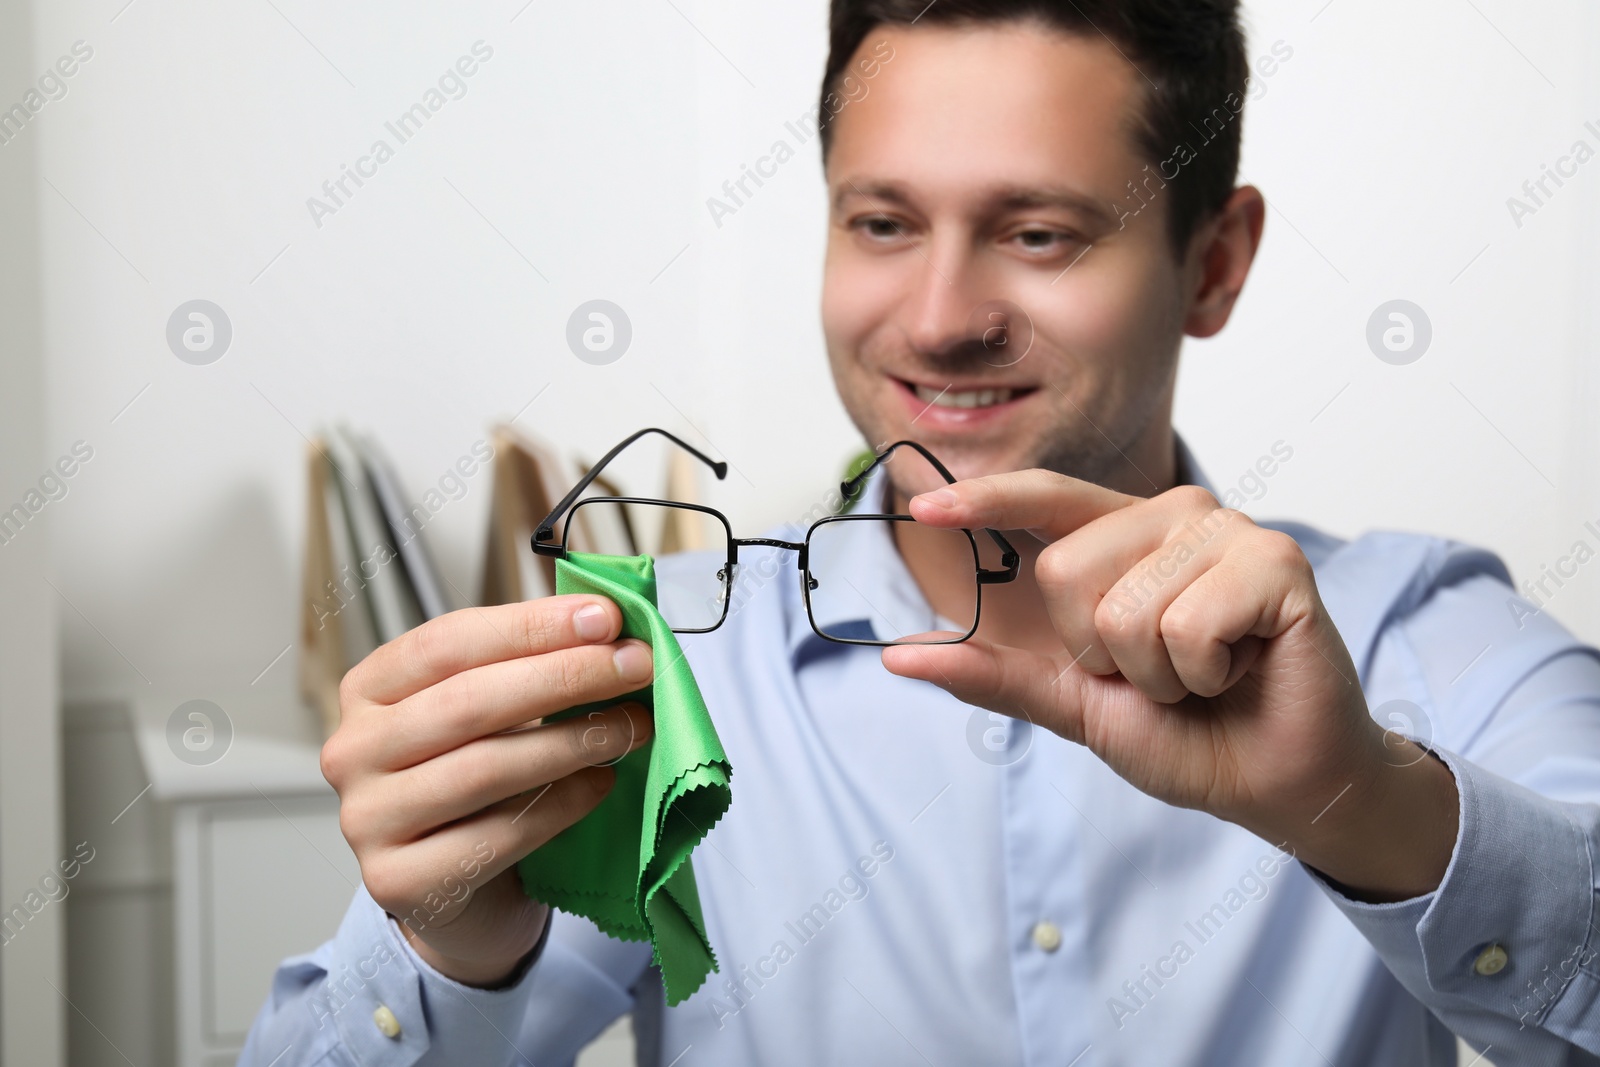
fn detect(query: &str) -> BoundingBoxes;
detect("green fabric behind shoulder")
[516,551,732,1006]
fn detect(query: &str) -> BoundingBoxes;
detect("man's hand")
[321,595,654,986]
[882,470,1459,902]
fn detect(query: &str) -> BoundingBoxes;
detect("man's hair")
[819,0,1247,256]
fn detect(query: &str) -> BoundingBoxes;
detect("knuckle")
[1034,542,1077,593]
[518,600,565,654]
[453,744,503,802]
[336,666,364,717]
[359,855,412,914]
[1094,590,1140,637]
[541,649,596,707]
[409,618,455,682]
[1014,468,1066,506]
[337,792,378,852]
[1170,484,1220,513]
[1161,592,1228,669]
[1160,598,1207,645]
[319,733,349,787]
[967,475,1003,505]
[431,669,478,734]
[1253,529,1308,573]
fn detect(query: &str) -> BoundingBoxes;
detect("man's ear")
[1182,185,1266,339]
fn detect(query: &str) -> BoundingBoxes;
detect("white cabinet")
[131,695,358,1067]
[173,797,360,1063]
[127,694,635,1066]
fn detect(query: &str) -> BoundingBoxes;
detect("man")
[244,1,1600,1064]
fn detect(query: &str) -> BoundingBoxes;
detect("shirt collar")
[785,430,1216,667]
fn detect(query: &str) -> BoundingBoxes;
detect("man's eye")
[858,216,904,240]
[1015,229,1071,252]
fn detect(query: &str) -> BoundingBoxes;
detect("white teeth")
[914,385,1014,409]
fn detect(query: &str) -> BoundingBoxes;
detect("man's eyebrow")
[985,186,1116,226]
[831,180,1117,227]
[831,180,914,213]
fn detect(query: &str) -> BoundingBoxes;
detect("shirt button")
[373,1004,402,1038]
[1473,943,1509,976]
[1031,920,1062,953]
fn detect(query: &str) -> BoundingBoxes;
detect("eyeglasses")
[532,428,1019,646]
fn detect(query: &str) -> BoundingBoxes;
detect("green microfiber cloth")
[516,551,732,1005]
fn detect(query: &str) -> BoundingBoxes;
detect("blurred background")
[0,0,1595,1063]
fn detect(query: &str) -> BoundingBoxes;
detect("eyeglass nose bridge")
[729,536,809,570]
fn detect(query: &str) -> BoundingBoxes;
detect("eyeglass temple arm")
[533,427,727,556]
[841,439,1021,585]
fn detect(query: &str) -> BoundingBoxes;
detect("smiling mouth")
[902,380,1039,410]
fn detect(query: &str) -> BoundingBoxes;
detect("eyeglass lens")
[805,517,980,644]
[568,499,732,632]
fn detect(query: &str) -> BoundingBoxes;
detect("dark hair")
[819,0,1247,255]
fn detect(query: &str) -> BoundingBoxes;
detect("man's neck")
[1078,420,1182,500]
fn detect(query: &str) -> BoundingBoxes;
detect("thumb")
[881,638,1087,745]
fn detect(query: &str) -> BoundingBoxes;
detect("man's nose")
[900,241,992,357]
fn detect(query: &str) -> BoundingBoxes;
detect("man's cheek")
[821,276,886,371]
[1017,290,1112,378]
[1054,265,1178,378]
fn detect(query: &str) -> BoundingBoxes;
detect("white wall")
[10,0,1597,1062]
[1189,1,1600,650]
[30,0,1600,707]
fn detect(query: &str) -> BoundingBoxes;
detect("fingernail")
[574,604,609,641]
[918,488,958,509]
[624,702,655,741]
[613,641,653,684]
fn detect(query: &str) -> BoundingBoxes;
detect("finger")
[1161,541,1305,697]
[367,702,653,841]
[881,637,1090,746]
[352,595,625,706]
[907,468,1136,542]
[1092,524,1245,703]
[1034,487,1245,676]
[360,765,617,929]
[378,638,655,768]
[1097,564,1218,704]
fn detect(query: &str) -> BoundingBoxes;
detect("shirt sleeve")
[1312,568,1600,1062]
[238,884,654,1066]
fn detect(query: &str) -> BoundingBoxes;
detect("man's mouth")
[895,378,1040,422]
[909,383,1028,410]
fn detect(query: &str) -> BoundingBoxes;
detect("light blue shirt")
[243,437,1600,1066]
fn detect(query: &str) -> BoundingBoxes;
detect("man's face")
[822,21,1199,499]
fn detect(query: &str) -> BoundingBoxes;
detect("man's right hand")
[320,595,655,987]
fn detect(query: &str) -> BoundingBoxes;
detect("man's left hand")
[881,470,1459,902]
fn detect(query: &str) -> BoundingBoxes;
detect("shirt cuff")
[313,885,543,1066]
[381,893,547,1066]
[1310,746,1600,1031]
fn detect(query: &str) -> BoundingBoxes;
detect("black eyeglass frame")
[531,427,1021,645]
